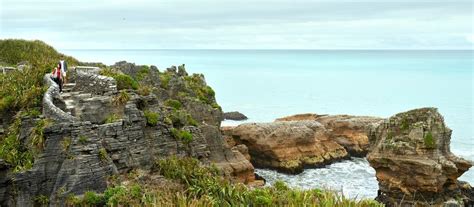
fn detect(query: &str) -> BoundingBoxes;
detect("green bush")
[136,66,150,81]
[144,110,159,126]
[114,74,139,90]
[99,148,109,161]
[30,118,52,153]
[78,135,88,145]
[424,132,436,149]
[33,194,49,206]
[113,90,130,105]
[164,99,182,110]
[159,72,172,89]
[0,115,34,172]
[104,113,120,124]
[170,128,193,144]
[83,191,105,206]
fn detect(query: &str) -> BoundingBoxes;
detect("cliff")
[0,40,255,206]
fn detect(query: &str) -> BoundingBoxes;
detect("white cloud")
[0,0,472,49]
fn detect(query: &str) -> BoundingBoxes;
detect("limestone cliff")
[0,63,255,206]
[367,108,473,206]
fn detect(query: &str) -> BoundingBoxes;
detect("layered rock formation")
[367,108,473,206]
[275,113,383,156]
[225,121,348,173]
[0,63,256,206]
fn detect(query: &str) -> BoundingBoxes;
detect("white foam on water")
[255,158,378,199]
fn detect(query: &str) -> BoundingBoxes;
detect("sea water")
[62,49,473,199]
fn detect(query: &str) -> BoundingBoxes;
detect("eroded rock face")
[275,113,383,157]
[367,108,473,206]
[230,121,348,174]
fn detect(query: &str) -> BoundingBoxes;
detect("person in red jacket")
[51,66,62,92]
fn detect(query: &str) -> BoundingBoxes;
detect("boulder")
[223,111,248,121]
[367,108,473,206]
[230,121,348,174]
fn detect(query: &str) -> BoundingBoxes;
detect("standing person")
[51,66,62,92]
[59,60,68,84]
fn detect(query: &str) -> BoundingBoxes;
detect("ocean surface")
[62,49,473,199]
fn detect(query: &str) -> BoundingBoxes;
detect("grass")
[424,132,436,149]
[30,118,52,153]
[164,99,182,110]
[144,110,159,126]
[61,137,72,152]
[99,148,109,162]
[0,115,34,172]
[33,194,49,206]
[99,68,139,90]
[170,128,193,144]
[112,90,130,105]
[65,156,383,206]
[104,113,120,124]
[78,135,88,145]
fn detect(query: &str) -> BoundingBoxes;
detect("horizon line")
[60,48,474,51]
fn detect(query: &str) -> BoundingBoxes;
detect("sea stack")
[367,108,473,206]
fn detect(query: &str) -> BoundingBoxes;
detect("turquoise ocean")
[62,49,473,199]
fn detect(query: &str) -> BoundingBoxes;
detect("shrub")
[144,110,159,126]
[170,128,193,144]
[114,74,139,90]
[424,132,436,149]
[104,113,120,124]
[30,118,52,152]
[0,115,34,172]
[61,137,72,152]
[99,148,109,161]
[113,90,130,105]
[137,85,151,96]
[33,194,49,206]
[136,66,150,81]
[164,99,182,110]
[78,135,88,145]
[83,191,105,206]
[159,72,172,89]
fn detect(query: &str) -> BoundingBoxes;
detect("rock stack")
[367,108,473,206]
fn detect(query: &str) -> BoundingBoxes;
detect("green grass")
[424,132,436,149]
[99,68,139,90]
[144,110,159,126]
[0,115,33,172]
[104,113,120,124]
[61,137,72,152]
[65,156,383,206]
[164,99,182,110]
[170,128,193,144]
[112,90,130,105]
[0,39,79,116]
[78,135,88,145]
[99,148,109,162]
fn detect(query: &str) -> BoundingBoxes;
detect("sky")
[0,0,473,49]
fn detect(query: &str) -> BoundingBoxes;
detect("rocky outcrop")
[275,113,383,157]
[229,121,348,174]
[1,65,257,206]
[223,111,248,121]
[367,108,473,206]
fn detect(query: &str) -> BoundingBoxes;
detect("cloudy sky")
[0,0,473,49]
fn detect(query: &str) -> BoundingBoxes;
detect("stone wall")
[42,74,77,122]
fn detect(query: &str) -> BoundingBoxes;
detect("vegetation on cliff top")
[66,156,383,207]
[0,39,80,171]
